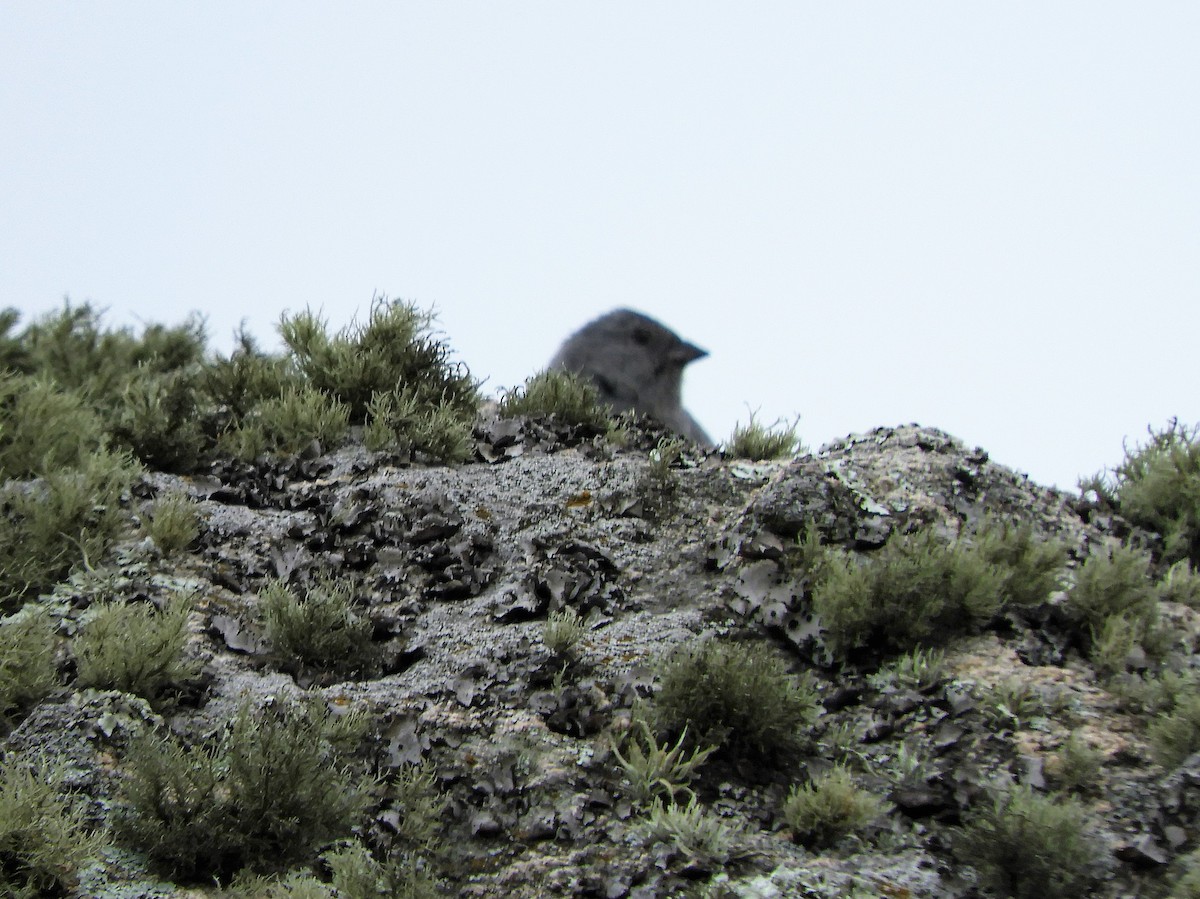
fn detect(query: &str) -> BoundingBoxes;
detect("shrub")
[0,449,136,610]
[1112,419,1200,567]
[653,638,818,760]
[73,596,200,703]
[725,413,804,461]
[812,528,1006,660]
[782,766,886,848]
[324,841,439,899]
[497,369,611,432]
[867,647,947,693]
[1067,544,1160,635]
[611,717,716,806]
[363,388,474,463]
[0,753,105,898]
[955,784,1102,899]
[227,386,350,459]
[144,490,200,555]
[1172,849,1200,899]
[971,518,1067,607]
[261,579,379,679]
[0,606,59,728]
[638,797,748,870]
[106,367,206,471]
[1148,692,1200,769]
[1048,731,1103,795]
[117,700,372,880]
[542,607,586,656]
[0,374,105,478]
[279,298,478,424]
[201,333,302,426]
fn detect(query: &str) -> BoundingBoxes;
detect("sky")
[2,4,1197,490]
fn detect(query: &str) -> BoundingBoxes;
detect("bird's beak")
[674,341,708,365]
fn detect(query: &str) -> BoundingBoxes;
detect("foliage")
[261,578,380,679]
[782,765,886,848]
[867,647,947,693]
[0,449,137,610]
[324,841,439,899]
[385,764,447,850]
[107,367,206,471]
[0,374,106,478]
[0,606,59,728]
[0,754,105,899]
[725,412,804,461]
[224,386,350,459]
[955,784,1102,899]
[611,717,717,806]
[73,596,200,703]
[363,387,474,463]
[638,797,748,869]
[279,298,477,424]
[812,528,1007,660]
[117,700,372,881]
[1148,692,1200,769]
[970,517,1067,607]
[1049,731,1103,795]
[653,638,818,760]
[542,607,587,656]
[498,369,611,432]
[144,490,201,555]
[1112,419,1200,567]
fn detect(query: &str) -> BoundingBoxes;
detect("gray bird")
[549,308,713,447]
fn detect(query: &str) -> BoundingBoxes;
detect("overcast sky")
[2,4,1196,490]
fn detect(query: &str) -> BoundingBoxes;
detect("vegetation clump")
[653,638,818,760]
[497,369,612,432]
[261,579,380,680]
[611,717,716,806]
[0,606,59,729]
[955,784,1103,899]
[782,765,887,848]
[638,797,748,870]
[144,490,201,555]
[725,413,804,461]
[118,700,372,881]
[0,753,105,898]
[73,596,201,703]
[542,607,587,656]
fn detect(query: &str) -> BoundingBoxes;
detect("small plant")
[228,386,351,459]
[955,783,1102,899]
[1111,419,1200,567]
[0,606,59,728]
[542,607,587,656]
[324,840,439,899]
[782,765,887,848]
[0,449,136,610]
[386,763,447,850]
[1161,560,1200,607]
[0,374,105,478]
[498,369,612,432]
[653,638,819,760]
[0,753,106,898]
[73,596,200,703]
[970,517,1067,607]
[812,528,1006,660]
[978,677,1048,731]
[1048,731,1103,794]
[1171,848,1200,899]
[144,490,200,555]
[1067,544,1160,635]
[867,646,947,693]
[108,367,206,472]
[639,797,748,870]
[1148,692,1200,769]
[611,717,717,806]
[117,699,372,880]
[363,387,474,463]
[261,578,380,679]
[726,412,804,461]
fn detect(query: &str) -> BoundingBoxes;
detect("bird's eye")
[631,328,652,346]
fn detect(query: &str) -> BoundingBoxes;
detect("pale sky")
[2,4,1197,490]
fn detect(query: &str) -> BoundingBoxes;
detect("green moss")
[0,606,60,728]
[0,753,105,898]
[118,700,372,881]
[955,784,1102,899]
[653,638,818,760]
[782,766,886,848]
[73,596,200,703]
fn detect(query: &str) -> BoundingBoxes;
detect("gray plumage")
[549,308,712,447]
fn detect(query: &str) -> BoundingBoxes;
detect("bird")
[549,308,713,447]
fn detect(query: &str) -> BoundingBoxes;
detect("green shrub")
[867,647,947,693]
[0,374,105,478]
[611,717,716,806]
[0,449,136,610]
[955,784,1102,899]
[201,333,302,426]
[363,388,474,463]
[1049,731,1103,795]
[144,490,200,555]
[812,528,1006,660]
[227,386,350,459]
[0,606,59,728]
[497,369,611,432]
[0,753,105,898]
[279,298,478,424]
[638,797,748,870]
[971,518,1067,607]
[1161,560,1200,607]
[653,638,818,760]
[1149,692,1200,769]
[725,413,803,461]
[118,700,372,880]
[106,367,206,472]
[1172,849,1200,899]
[74,596,200,703]
[782,766,886,848]
[261,579,379,679]
[385,764,447,850]
[1067,545,1159,634]
[1112,420,1200,567]
[324,841,438,899]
